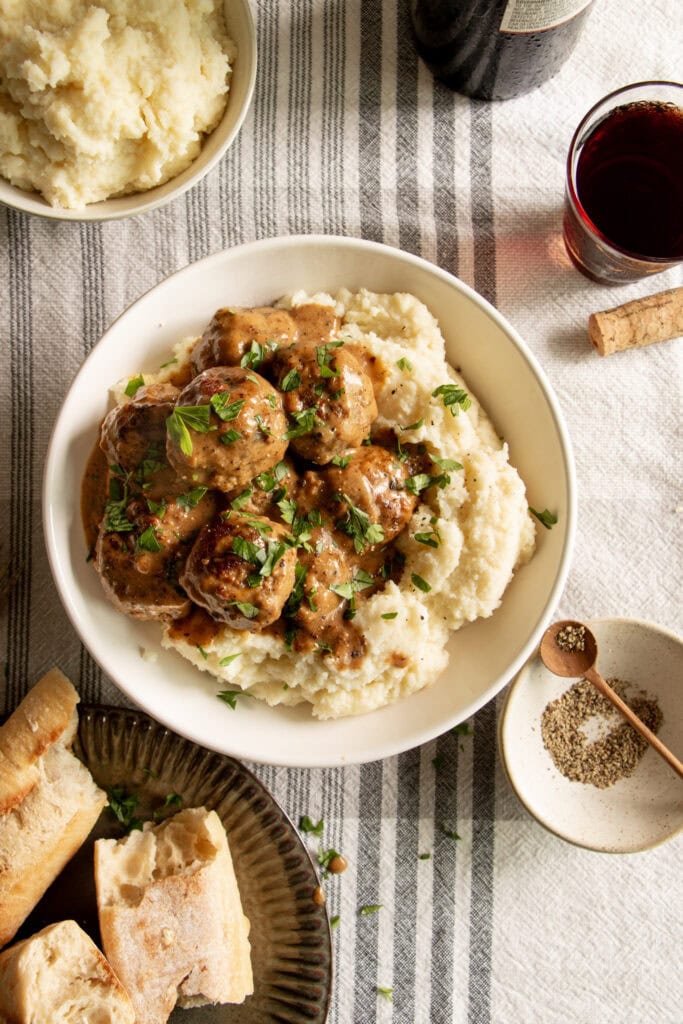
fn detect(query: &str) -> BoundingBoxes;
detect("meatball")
[318,444,418,544]
[94,488,216,621]
[271,340,377,464]
[225,457,299,520]
[192,306,299,374]
[100,383,180,497]
[166,367,287,493]
[180,513,297,630]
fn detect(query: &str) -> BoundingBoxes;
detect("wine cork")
[588,286,683,356]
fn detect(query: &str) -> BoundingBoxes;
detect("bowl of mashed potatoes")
[44,236,576,766]
[0,0,256,220]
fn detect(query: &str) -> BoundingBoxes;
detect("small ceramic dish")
[0,0,256,222]
[500,618,683,853]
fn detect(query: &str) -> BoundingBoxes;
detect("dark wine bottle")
[410,0,593,101]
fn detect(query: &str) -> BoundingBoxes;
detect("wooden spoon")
[540,620,683,779]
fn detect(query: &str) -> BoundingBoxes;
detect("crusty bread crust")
[95,808,253,1024]
[0,668,79,815]
[0,919,135,1023]
[0,672,106,949]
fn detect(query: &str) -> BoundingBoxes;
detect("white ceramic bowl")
[500,618,683,853]
[44,236,576,766]
[0,0,256,222]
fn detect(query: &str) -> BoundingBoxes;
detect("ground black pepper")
[541,678,663,788]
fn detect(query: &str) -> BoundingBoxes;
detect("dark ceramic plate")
[17,706,332,1022]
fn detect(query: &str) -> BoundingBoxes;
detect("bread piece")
[95,807,253,1024]
[0,671,107,948]
[0,919,135,1024]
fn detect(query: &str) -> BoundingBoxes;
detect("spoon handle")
[585,668,683,779]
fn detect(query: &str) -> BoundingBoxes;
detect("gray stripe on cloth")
[467,101,496,1024]
[396,0,420,257]
[430,734,460,1023]
[186,178,211,264]
[392,745,421,1022]
[433,83,459,276]
[351,758,383,1024]
[79,222,105,703]
[5,210,33,713]
[359,0,383,244]
[322,0,346,236]
[287,0,313,235]
[253,0,278,239]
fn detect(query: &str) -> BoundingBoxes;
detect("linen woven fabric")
[0,1,681,1022]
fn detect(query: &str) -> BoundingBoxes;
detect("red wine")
[410,0,592,101]
[575,101,683,259]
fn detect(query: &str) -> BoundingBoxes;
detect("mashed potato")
[0,0,235,208]
[156,290,536,719]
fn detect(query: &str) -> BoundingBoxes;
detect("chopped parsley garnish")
[280,368,302,392]
[196,644,208,660]
[136,525,162,552]
[316,341,343,379]
[377,987,393,1002]
[255,461,288,491]
[176,486,207,510]
[285,406,320,440]
[220,428,242,445]
[411,573,431,593]
[240,514,273,537]
[317,847,341,874]
[159,357,177,369]
[330,915,341,930]
[431,455,463,472]
[145,497,166,517]
[283,561,308,616]
[166,404,211,456]
[400,417,424,432]
[432,383,471,416]
[405,473,432,495]
[299,815,325,837]
[232,536,260,563]
[316,640,333,653]
[230,487,253,510]
[124,374,144,398]
[418,852,432,860]
[330,569,375,601]
[217,688,253,709]
[337,493,385,552]
[104,498,133,533]
[381,611,398,620]
[359,904,382,916]
[240,339,277,370]
[396,356,413,372]
[432,754,444,770]
[107,787,142,833]
[331,454,350,468]
[210,393,244,422]
[254,414,272,436]
[219,653,240,667]
[414,529,440,548]
[440,824,461,841]
[227,600,259,619]
[529,506,558,530]
[153,792,183,819]
[452,722,473,737]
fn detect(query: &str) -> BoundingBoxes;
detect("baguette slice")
[0,919,135,1024]
[95,807,253,1024]
[0,670,107,948]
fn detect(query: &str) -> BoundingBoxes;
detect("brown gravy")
[81,437,109,555]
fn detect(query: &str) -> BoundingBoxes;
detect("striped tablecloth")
[1,1,681,1021]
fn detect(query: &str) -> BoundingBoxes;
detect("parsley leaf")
[285,407,320,439]
[217,688,253,709]
[405,473,432,495]
[359,904,382,916]
[411,573,431,593]
[432,383,471,416]
[137,525,162,552]
[107,787,142,833]
[280,368,302,391]
[230,487,253,510]
[381,611,398,620]
[431,455,463,472]
[240,340,277,370]
[299,815,325,837]
[166,405,211,456]
[176,486,208,510]
[227,600,259,619]
[124,374,144,398]
[210,393,244,422]
[337,493,385,553]
[220,428,241,445]
[377,987,393,1002]
[529,507,558,530]
[219,653,240,667]
[400,417,425,432]
[396,356,412,372]
[331,454,350,468]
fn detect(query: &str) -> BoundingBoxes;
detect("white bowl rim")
[0,0,257,223]
[499,615,683,853]
[43,234,577,766]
